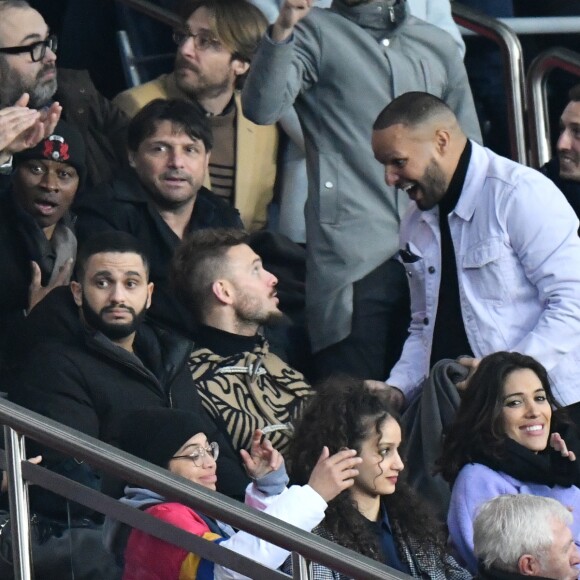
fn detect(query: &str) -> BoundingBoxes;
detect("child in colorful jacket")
[106,407,362,579]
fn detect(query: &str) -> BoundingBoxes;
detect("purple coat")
[447,462,580,573]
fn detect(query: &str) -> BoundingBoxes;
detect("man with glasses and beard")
[0,0,128,187]
[9,231,250,512]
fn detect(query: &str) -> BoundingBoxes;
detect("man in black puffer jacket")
[8,231,249,513]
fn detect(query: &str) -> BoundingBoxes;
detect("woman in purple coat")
[437,351,580,574]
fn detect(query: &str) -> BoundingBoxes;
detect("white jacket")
[388,141,580,405]
[216,483,327,580]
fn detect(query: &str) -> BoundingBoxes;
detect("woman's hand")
[307,447,362,502]
[550,432,576,462]
[240,429,284,480]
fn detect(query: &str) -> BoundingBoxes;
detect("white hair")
[473,494,573,572]
[0,1,32,15]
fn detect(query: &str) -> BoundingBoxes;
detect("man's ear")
[518,554,541,576]
[146,282,154,309]
[434,128,451,155]
[212,279,234,306]
[70,280,83,307]
[231,58,250,78]
[127,150,136,168]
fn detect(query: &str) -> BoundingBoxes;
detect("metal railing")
[495,16,580,35]
[452,3,527,165]
[0,398,410,579]
[526,47,580,168]
[116,29,174,88]
[115,0,180,87]
[459,16,580,36]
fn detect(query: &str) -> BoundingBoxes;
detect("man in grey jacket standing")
[242,0,481,383]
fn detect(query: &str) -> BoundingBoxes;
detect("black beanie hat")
[13,119,87,182]
[118,408,219,469]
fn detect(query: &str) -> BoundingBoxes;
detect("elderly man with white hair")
[473,494,580,580]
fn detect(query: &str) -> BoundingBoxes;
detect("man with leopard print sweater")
[171,228,313,457]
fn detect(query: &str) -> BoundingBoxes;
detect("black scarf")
[472,425,580,488]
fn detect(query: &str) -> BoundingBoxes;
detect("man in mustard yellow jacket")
[113,0,278,232]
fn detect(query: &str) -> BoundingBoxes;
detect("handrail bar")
[526,47,580,168]
[495,17,580,35]
[452,3,527,165]
[460,16,580,36]
[4,428,32,579]
[0,448,287,579]
[0,398,410,579]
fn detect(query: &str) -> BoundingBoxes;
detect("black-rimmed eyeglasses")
[0,34,58,62]
[172,30,222,52]
[172,442,219,466]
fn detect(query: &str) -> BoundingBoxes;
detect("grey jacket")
[242,2,481,352]
[401,359,468,517]
[282,521,472,579]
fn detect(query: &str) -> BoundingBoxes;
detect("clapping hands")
[0,94,61,164]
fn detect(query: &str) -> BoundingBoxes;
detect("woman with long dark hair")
[437,351,580,574]
[284,377,470,579]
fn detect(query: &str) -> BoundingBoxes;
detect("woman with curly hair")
[283,377,470,579]
[437,351,580,575]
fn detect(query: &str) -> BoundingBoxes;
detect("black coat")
[0,193,35,338]
[74,169,243,337]
[57,68,129,189]
[8,288,249,516]
[0,192,75,369]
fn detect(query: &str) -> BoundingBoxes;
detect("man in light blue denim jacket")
[372,91,580,411]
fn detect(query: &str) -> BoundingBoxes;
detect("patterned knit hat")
[13,119,87,181]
